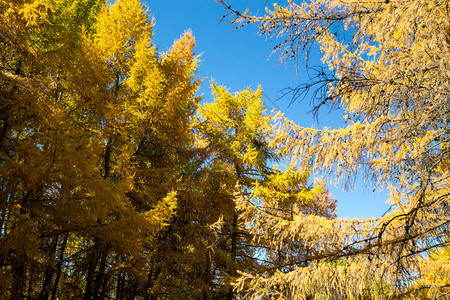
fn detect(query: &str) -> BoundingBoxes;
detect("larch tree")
[195,84,278,299]
[192,84,336,299]
[0,0,336,299]
[218,0,450,299]
[0,0,199,298]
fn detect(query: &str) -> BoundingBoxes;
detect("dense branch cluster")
[217,0,450,298]
[0,0,336,299]
[1,0,449,299]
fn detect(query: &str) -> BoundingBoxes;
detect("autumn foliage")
[218,0,450,298]
[0,0,336,299]
[2,0,449,299]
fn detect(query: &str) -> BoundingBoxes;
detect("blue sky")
[145,0,391,219]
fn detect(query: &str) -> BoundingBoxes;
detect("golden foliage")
[218,0,450,298]
[0,0,200,298]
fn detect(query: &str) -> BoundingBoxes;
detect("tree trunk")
[27,261,36,299]
[99,273,110,300]
[51,234,68,300]
[0,115,8,152]
[92,247,108,299]
[202,250,212,300]
[144,260,162,300]
[115,272,123,300]
[125,278,138,300]
[10,258,26,300]
[83,239,100,300]
[226,212,238,300]
[40,236,59,300]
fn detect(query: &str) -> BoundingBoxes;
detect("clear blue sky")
[145,0,391,219]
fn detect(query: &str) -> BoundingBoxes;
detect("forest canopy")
[218,0,450,299]
[0,0,335,299]
[1,0,449,299]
